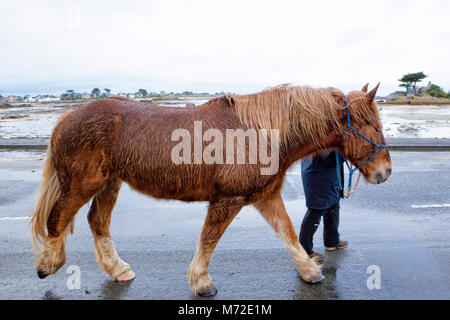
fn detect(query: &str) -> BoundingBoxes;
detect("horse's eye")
[374,127,381,133]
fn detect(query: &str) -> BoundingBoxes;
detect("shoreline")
[0,95,216,109]
[379,100,450,106]
[1,98,450,110]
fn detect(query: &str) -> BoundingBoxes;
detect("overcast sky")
[1,0,449,96]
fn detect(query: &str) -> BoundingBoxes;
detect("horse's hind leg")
[188,197,244,296]
[37,191,97,278]
[34,145,113,278]
[87,178,134,281]
[254,192,324,283]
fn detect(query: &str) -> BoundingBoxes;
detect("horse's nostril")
[376,172,383,184]
[386,167,392,177]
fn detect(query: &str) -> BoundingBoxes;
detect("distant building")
[24,95,36,102]
[7,96,17,103]
[80,93,91,99]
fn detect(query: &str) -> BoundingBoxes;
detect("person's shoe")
[325,240,348,251]
[309,252,323,262]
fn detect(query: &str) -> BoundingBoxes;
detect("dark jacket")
[301,151,344,210]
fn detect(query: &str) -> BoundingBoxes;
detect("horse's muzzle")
[37,269,48,279]
[370,167,392,184]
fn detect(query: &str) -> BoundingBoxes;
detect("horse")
[30,83,391,296]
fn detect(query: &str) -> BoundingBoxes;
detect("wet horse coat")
[30,85,391,296]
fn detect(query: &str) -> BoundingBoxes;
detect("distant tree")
[427,84,448,98]
[104,88,111,96]
[399,83,411,95]
[61,89,75,100]
[91,88,101,97]
[399,72,427,95]
[138,89,148,97]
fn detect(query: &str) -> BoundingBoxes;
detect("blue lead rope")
[336,96,389,196]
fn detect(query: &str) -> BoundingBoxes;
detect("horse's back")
[50,97,278,203]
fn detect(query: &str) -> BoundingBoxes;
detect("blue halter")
[336,96,389,195]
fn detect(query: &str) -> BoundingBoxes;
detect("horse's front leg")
[188,197,244,296]
[254,192,324,283]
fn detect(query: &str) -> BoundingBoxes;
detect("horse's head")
[337,83,392,184]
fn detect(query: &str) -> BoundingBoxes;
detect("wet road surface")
[0,151,449,299]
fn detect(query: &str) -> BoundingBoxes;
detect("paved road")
[0,151,449,299]
[2,137,450,151]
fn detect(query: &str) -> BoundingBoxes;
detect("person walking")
[299,150,348,261]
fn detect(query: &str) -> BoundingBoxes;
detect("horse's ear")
[362,83,369,93]
[366,83,380,102]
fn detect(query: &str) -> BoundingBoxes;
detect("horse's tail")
[30,143,61,254]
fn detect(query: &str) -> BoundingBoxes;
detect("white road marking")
[0,216,30,221]
[411,204,450,209]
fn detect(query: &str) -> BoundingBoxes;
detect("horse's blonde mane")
[226,84,380,149]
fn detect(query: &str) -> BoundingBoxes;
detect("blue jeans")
[299,202,340,255]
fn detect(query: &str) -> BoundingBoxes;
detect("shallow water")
[0,102,449,140]
[379,105,450,138]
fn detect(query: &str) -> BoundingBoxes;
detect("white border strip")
[0,216,29,221]
[411,204,450,209]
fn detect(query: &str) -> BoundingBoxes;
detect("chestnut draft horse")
[30,84,391,296]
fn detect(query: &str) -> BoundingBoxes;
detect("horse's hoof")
[197,286,218,297]
[310,272,325,283]
[115,270,135,282]
[37,269,48,279]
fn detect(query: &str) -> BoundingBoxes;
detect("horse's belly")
[119,170,214,202]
